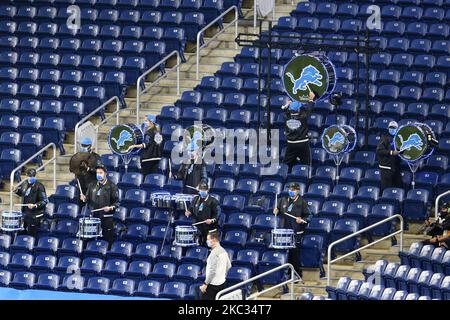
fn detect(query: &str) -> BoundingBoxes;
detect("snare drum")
[174,226,198,247]
[270,229,296,249]
[77,218,102,239]
[150,191,172,209]
[0,211,23,232]
[172,193,194,211]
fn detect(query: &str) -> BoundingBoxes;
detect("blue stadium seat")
[30,254,57,273]
[8,253,33,271]
[403,189,430,221]
[135,279,162,298]
[10,271,35,289]
[221,230,247,250]
[84,277,110,294]
[102,259,127,279]
[300,235,324,269]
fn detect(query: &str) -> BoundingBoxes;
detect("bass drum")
[108,123,144,156]
[283,53,336,103]
[394,122,436,163]
[321,124,357,155]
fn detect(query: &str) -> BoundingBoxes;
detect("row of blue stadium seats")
[0,0,227,23]
[279,9,450,32]
[0,234,287,272]
[1,0,237,20]
[173,83,450,107]
[0,49,167,73]
[0,12,206,43]
[0,271,201,299]
[0,68,126,100]
[212,62,449,89]
[326,276,447,300]
[0,268,249,299]
[293,1,450,17]
[234,46,450,71]
[400,243,450,272]
[0,32,185,54]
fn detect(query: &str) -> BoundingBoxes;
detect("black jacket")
[188,195,221,233]
[15,181,48,217]
[84,179,120,218]
[276,196,310,234]
[76,151,102,195]
[376,135,401,171]
[175,161,208,190]
[284,102,314,143]
[141,126,163,162]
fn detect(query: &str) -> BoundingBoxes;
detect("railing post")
[326,214,404,287]
[53,144,56,190]
[74,96,120,153]
[196,6,239,80]
[290,266,295,300]
[435,190,450,220]
[136,51,180,120]
[9,143,57,211]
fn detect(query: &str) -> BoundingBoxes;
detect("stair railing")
[216,263,301,300]
[326,214,404,286]
[136,50,181,124]
[435,190,450,220]
[196,5,239,79]
[9,143,57,211]
[74,96,121,153]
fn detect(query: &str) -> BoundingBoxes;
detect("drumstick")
[91,207,108,213]
[77,179,84,197]
[183,200,188,211]
[283,212,298,220]
[192,220,208,226]
[274,193,278,229]
[14,204,34,207]
[284,212,307,223]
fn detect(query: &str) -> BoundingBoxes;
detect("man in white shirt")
[199,230,232,300]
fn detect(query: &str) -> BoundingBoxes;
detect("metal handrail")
[216,263,301,300]
[136,50,181,123]
[74,96,120,153]
[435,190,450,220]
[253,0,276,30]
[196,5,239,80]
[9,143,57,211]
[326,214,404,286]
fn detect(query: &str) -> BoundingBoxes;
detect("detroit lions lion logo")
[325,132,345,147]
[398,133,424,152]
[286,65,323,94]
[111,130,133,148]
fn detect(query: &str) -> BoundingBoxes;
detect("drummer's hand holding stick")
[27,203,37,210]
[103,206,114,212]
[296,217,306,224]
[80,194,87,203]
[185,210,192,217]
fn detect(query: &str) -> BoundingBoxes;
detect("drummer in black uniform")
[80,164,120,247]
[283,91,316,171]
[185,182,221,246]
[127,115,163,175]
[273,182,310,274]
[175,149,208,194]
[14,168,48,238]
[74,137,102,196]
[376,121,403,192]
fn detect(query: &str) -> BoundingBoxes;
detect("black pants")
[141,159,160,175]
[380,168,403,192]
[23,214,43,238]
[196,283,226,300]
[288,235,303,275]
[284,142,311,171]
[96,216,115,247]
